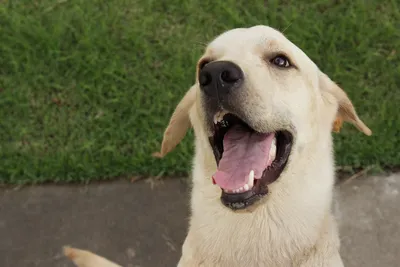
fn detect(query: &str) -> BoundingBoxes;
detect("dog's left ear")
[153,85,197,158]
[319,72,372,136]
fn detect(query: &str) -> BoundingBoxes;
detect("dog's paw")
[63,246,122,267]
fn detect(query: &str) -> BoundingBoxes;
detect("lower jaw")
[218,173,273,211]
[220,189,267,210]
[217,154,291,210]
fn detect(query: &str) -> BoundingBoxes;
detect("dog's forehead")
[208,26,291,54]
[206,25,316,70]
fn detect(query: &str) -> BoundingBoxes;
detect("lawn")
[0,0,399,184]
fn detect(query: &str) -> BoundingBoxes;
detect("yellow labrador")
[65,25,371,267]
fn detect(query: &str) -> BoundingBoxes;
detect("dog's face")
[154,25,371,211]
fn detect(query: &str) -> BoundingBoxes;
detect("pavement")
[0,173,399,267]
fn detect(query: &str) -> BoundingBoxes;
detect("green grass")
[0,0,399,184]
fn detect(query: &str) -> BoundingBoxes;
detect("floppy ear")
[153,85,197,158]
[319,72,372,136]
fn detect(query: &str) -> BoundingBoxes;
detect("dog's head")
[154,25,371,211]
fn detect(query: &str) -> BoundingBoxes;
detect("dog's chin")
[208,112,293,211]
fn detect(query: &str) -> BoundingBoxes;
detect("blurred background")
[0,1,399,266]
[0,0,398,184]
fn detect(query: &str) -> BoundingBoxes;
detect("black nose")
[198,61,244,98]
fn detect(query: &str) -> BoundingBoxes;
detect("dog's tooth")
[214,110,229,124]
[271,137,276,151]
[243,184,249,191]
[269,137,277,161]
[219,110,228,120]
[248,170,254,188]
[214,112,219,124]
[218,113,225,122]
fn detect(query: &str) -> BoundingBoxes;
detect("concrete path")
[0,173,399,267]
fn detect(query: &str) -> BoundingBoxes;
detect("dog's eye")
[271,55,291,68]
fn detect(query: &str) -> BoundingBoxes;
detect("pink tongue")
[213,124,274,191]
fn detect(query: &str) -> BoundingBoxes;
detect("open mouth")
[209,111,293,210]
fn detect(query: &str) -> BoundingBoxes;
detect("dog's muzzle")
[198,61,294,211]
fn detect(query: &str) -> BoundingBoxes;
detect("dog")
[64,25,371,267]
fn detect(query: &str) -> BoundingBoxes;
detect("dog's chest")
[189,233,293,267]
[186,214,297,267]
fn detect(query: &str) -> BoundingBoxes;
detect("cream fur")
[64,25,371,267]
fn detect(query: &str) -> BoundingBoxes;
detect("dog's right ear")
[152,85,197,158]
